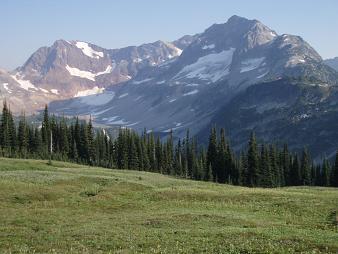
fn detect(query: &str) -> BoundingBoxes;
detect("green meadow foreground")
[0,158,337,253]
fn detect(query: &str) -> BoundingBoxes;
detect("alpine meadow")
[1,1,338,253]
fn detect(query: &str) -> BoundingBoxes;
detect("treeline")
[0,102,338,188]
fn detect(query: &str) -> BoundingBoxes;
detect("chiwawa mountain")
[1,15,338,159]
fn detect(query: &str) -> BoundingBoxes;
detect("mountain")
[2,15,338,158]
[198,78,338,160]
[0,38,187,112]
[49,15,338,159]
[324,57,338,71]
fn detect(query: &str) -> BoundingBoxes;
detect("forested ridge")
[1,102,337,188]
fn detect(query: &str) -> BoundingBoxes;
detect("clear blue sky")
[1,0,337,70]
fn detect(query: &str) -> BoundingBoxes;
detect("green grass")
[0,158,337,253]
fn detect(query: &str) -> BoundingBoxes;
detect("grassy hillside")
[0,158,337,253]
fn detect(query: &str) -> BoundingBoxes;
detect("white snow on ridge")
[202,44,215,50]
[183,89,199,96]
[75,41,104,59]
[39,88,49,93]
[51,89,59,95]
[2,83,12,93]
[286,56,306,67]
[66,65,96,81]
[66,65,113,81]
[240,57,265,73]
[175,48,236,83]
[96,65,114,76]
[174,46,183,56]
[75,86,105,97]
[11,73,38,91]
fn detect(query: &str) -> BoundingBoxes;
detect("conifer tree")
[155,136,162,173]
[174,139,183,176]
[290,154,301,186]
[247,132,259,187]
[87,117,95,165]
[281,144,290,186]
[321,159,331,187]
[41,105,50,155]
[300,148,311,185]
[207,127,217,181]
[18,113,28,157]
[331,151,338,187]
[259,144,273,187]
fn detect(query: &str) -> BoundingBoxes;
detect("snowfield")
[74,86,105,97]
[75,41,104,59]
[11,73,38,91]
[79,91,115,106]
[2,83,12,93]
[202,44,215,50]
[175,48,236,82]
[51,89,59,95]
[240,57,265,73]
[183,89,199,96]
[66,65,113,81]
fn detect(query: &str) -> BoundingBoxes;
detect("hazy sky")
[1,0,337,70]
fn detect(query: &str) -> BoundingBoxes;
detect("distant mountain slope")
[198,78,338,160]
[324,57,338,71]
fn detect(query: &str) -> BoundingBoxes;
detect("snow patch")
[286,56,306,67]
[75,41,104,59]
[162,122,184,132]
[132,78,153,85]
[202,44,215,50]
[156,80,166,85]
[106,116,128,125]
[126,122,140,127]
[134,96,142,101]
[51,89,59,95]
[39,88,49,93]
[133,58,143,63]
[186,83,199,87]
[183,89,199,96]
[240,57,265,73]
[175,47,183,56]
[66,65,96,81]
[175,48,236,82]
[169,99,177,103]
[256,71,269,79]
[96,65,114,76]
[11,73,38,91]
[74,86,105,97]
[118,93,128,99]
[2,83,12,93]
[79,91,115,106]
[66,65,113,81]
